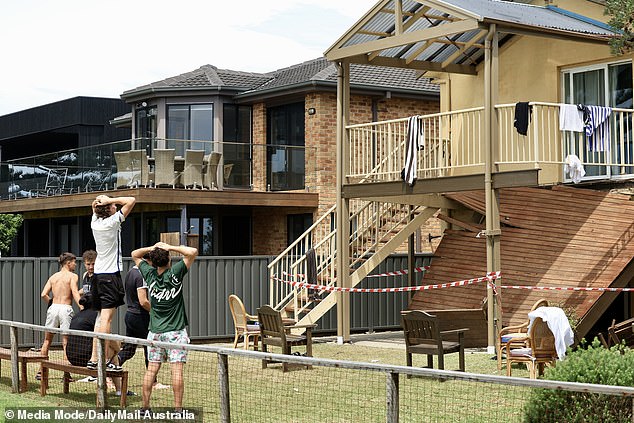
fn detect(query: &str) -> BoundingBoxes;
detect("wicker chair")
[128,149,151,187]
[182,150,205,188]
[203,152,222,189]
[497,298,548,370]
[153,149,178,187]
[228,294,260,350]
[114,151,133,188]
[506,316,558,378]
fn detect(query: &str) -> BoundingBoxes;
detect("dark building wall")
[0,97,130,160]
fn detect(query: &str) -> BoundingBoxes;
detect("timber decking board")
[411,187,634,339]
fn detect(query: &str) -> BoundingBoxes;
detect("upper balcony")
[0,138,316,202]
[344,102,634,197]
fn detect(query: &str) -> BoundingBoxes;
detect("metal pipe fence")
[2,320,634,422]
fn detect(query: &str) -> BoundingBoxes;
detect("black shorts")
[93,273,125,310]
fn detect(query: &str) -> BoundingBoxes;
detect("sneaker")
[105,361,123,372]
[116,390,137,396]
[86,361,97,370]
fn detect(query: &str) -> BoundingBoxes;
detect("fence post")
[96,337,107,410]
[386,371,399,423]
[10,326,19,393]
[218,352,231,423]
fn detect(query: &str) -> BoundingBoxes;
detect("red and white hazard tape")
[274,272,500,293]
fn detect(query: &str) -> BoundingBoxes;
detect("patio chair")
[153,149,178,188]
[114,151,133,188]
[182,149,205,188]
[44,167,68,196]
[223,163,234,186]
[257,305,316,372]
[506,316,558,378]
[128,149,152,187]
[401,310,467,375]
[497,298,548,370]
[203,152,222,189]
[228,294,260,350]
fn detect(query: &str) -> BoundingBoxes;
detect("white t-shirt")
[91,210,125,273]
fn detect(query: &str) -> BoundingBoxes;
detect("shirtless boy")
[40,252,81,357]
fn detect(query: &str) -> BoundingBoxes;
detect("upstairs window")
[167,104,213,155]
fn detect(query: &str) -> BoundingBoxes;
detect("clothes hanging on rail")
[558,104,584,132]
[513,102,532,136]
[578,104,612,152]
[401,115,425,187]
[564,154,585,183]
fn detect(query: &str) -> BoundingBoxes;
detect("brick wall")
[252,91,441,255]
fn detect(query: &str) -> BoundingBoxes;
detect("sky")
[0,0,371,116]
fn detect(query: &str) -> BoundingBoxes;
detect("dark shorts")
[93,273,125,310]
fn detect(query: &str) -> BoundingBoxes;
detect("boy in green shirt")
[131,241,198,411]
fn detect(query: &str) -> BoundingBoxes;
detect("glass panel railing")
[0,138,316,200]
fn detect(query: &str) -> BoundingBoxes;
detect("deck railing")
[346,103,634,184]
[0,138,315,200]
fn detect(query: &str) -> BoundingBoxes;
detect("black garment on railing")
[513,102,532,136]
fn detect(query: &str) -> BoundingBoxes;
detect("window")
[167,104,213,156]
[267,103,305,191]
[287,213,313,247]
[223,104,252,188]
[562,61,633,178]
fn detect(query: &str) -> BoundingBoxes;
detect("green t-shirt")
[139,260,188,333]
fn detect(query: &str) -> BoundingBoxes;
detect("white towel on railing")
[401,116,425,187]
[559,104,584,132]
[528,307,574,360]
[564,154,585,183]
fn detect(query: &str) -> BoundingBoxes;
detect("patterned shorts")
[147,329,190,363]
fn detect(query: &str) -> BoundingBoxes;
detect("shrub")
[523,338,634,423]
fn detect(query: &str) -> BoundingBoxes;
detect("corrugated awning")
[325,0,616,75]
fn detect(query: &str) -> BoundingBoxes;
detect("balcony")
[0,139,316,201]
[345,102,634,190]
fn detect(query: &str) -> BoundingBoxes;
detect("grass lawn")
[0,335,532,422]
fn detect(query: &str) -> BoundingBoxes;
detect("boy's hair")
[94,203,112,219]
[82,250,97,262]
[59,252,76,267]
[149,247,170,268]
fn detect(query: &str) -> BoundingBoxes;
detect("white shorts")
[45,304,74,330]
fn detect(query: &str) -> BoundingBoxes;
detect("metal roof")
[325,0,616,74]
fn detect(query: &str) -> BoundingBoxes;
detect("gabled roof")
[410,186,634,341]
[122,57,439,101]
[325,0,616,75]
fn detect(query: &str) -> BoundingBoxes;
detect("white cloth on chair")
[528,307,574,360]
[564,154,585,183]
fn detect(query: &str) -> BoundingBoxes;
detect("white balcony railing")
[346,103,634,185]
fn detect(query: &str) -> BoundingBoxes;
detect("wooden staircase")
[268,200,439,329]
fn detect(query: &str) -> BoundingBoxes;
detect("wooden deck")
[0,187,319,218]
[409,186,634,341]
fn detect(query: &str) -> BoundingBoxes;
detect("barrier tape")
[274,272,500,293]
[493,283,634,292]
[282,265,431,281]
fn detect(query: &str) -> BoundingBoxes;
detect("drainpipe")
[484,24,501,354]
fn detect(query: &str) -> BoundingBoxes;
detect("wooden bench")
[0,347,48,392]
[40,360,128,407]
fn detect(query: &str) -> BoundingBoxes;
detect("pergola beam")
[348,55,477,75]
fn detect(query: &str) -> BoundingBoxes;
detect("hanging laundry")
[578,104,612,152]
[513,102,532,136]
[564,154,585,183]
[559,104,584,132]
[401,115,425,187]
